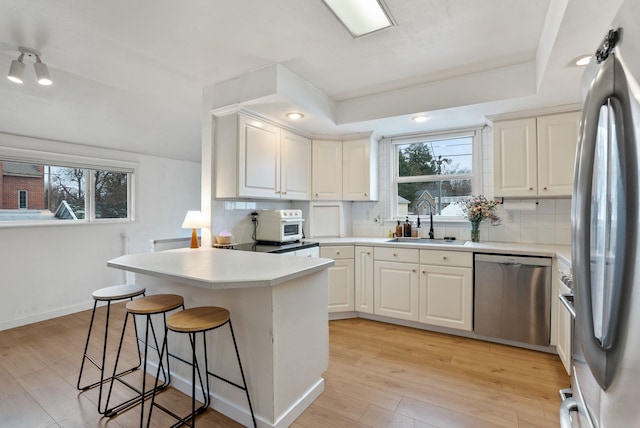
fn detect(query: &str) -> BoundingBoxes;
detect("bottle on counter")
[404,216,412,237]
[411,221,418,237]
[395,220,403,238]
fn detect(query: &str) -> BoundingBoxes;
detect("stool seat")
[168,307,230,333]
[126,294,184,315]
[92,284,146,301]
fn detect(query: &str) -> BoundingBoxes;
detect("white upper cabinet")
[343,137,378,201]
[312,136,378,201]
[214,111,311,200]
[312,140,343,200]
[536,111,581,196]
[280,129,312,200]
[493,111,580,198]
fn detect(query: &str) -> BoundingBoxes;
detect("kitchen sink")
[386,237,464,245]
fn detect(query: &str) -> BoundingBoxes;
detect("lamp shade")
[182,210,204,229]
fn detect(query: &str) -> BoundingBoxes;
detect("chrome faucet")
[416,197,435,239]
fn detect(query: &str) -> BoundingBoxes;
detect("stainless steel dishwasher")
[474,253,552,346]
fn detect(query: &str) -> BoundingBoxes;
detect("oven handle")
[560,294,576,318]
[280,219,304,223]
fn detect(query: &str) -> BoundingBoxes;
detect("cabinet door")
[374,261,419,321]
[343,138,376,201]
[238,115,280,198]
[281,130,311,200]
[312,140,343,200]
[355,246,374,314]
[493,117,538,197]
[557,283,573,375]
[537,111,580,196]
[328,259,355,313]
[419,265,472,331]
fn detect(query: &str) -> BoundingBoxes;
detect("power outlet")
[250,212,258,223]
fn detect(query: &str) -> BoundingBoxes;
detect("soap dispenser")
[395,220,402,238]
[404,216,412,237]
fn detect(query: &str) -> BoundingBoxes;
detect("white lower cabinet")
[419,265,473,331]
[374,249,420,321]
[321,246,355,313]
[294,247,320,258]
[557,282,573,375]
[418,250,473,331]
[354,246,374,314]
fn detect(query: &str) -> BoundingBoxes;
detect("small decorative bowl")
[216,235,233,245]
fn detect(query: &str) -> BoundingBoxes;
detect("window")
[393,130,478,218]
[0,160,133,224]
[18,190,27,209]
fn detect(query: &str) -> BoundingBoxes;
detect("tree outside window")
[395,135,474,217]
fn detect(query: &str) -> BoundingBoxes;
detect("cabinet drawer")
[321,245,354,260]
[420,250,472,267]
[374,247,419,263]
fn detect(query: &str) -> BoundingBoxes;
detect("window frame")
[0,146,136,227]
[390,127,483,222]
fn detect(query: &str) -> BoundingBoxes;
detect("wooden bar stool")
[77,283,146,414]
[104,293,184,422]
[146,306,256,428]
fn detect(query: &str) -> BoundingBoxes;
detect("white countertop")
[310,237,571,265]
[107,247,334,289]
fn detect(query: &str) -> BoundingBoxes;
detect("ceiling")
[0,0,624,162]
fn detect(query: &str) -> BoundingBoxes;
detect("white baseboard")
[0,300,94,331]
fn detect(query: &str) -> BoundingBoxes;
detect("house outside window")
[0,159,133,224]
[393,129,479,219]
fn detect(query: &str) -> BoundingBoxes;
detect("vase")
[470,220,481,243]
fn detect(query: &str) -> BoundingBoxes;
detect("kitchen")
[0,0,635,427]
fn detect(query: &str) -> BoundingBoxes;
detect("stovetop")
[234,241,319,254]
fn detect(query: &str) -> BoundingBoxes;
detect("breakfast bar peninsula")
[107,247,333,428]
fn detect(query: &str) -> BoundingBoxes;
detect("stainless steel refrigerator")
[561,0,640,426]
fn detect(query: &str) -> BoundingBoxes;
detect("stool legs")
[146,331,210,428]
[77,298,142,414]
[103,309,176,417]
[147,319,256,428]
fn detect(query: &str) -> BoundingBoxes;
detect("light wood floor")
[0,303,568,427]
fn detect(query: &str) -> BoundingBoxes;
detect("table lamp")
[182,210,204,249]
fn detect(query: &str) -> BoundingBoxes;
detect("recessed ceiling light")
[411,115,429,123]
[574,55,592,66]
[286,112,304,120]
[321,0,395,38]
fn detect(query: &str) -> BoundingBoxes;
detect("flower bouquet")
[459,195,501,242]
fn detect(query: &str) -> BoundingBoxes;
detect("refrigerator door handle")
[559,397,579,428]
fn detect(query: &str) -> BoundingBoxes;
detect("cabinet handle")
[412,269,416,273]
[336,251,340,255]
[443,256,447,261]
[282,191,287,195]
[315,193,319,197]
[422,270,426,274]
[364,193,367,196]
[529,187,533,191]
[367,252,371,255]
[543,187,548,190]
[393,253,398,257]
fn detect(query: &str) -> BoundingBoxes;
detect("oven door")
[281,219,303,241]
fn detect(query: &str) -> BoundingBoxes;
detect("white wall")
[0,134,200,330]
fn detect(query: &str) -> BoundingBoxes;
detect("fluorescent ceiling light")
[321,0,395,38]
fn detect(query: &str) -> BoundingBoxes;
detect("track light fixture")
[7,47,52,86]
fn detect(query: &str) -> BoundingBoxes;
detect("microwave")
[255,209,304,243]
